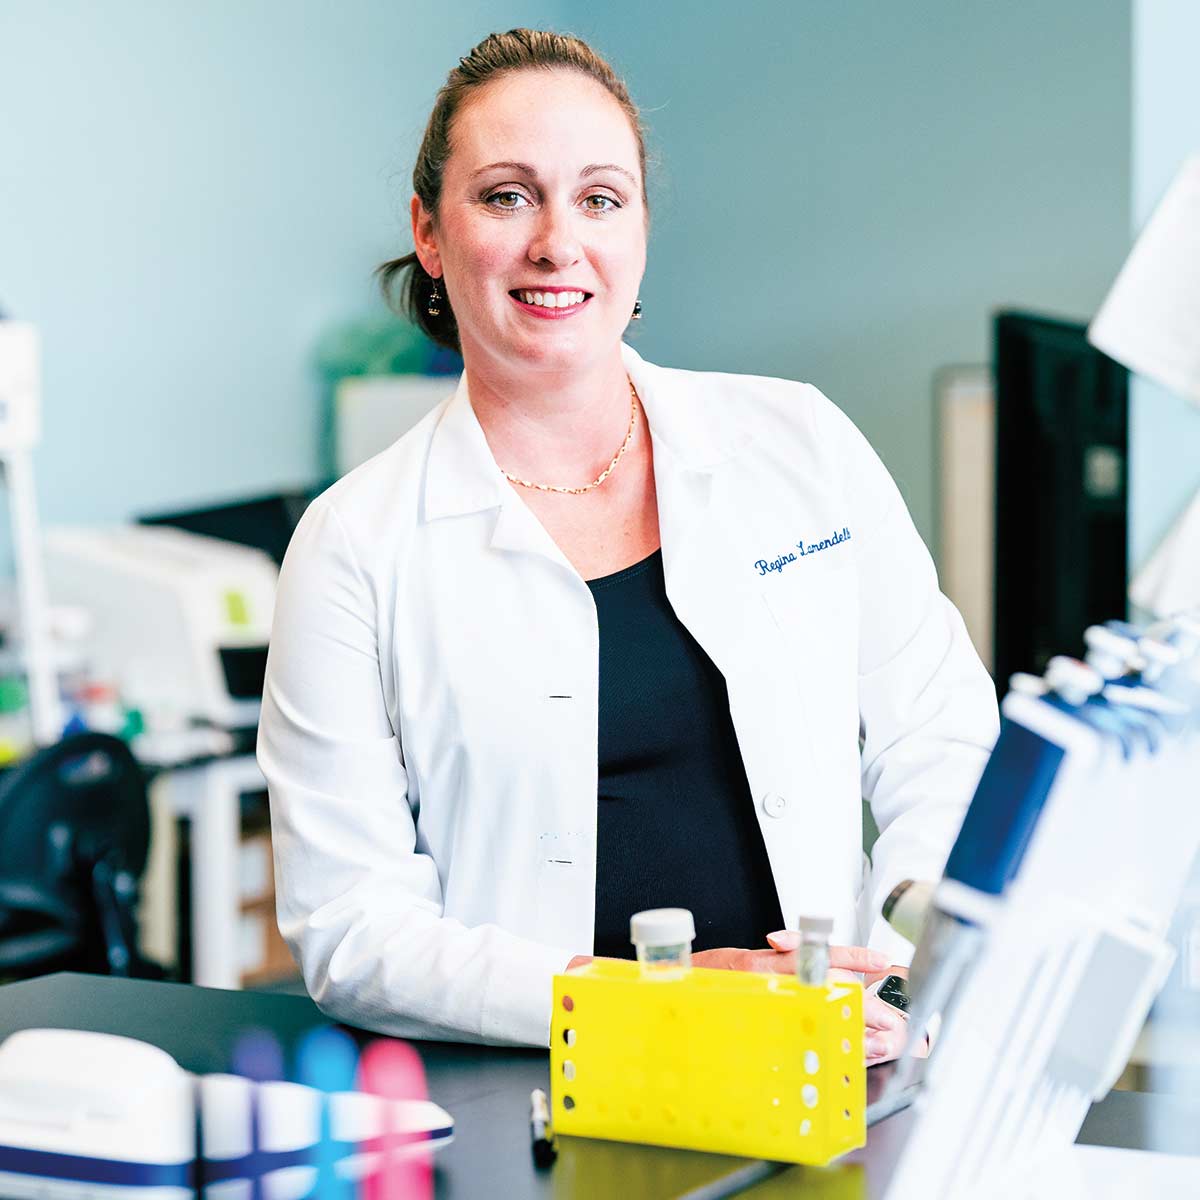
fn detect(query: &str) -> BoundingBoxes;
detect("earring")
[631,298,643,320]
[427,276,442,317]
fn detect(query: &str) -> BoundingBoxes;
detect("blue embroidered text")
[754,527,851,576]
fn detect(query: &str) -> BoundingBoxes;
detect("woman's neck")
[464,349,636,484]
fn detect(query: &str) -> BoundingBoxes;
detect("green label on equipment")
[224,590,251,627]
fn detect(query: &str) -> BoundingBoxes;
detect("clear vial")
[630,908,695,978]
[794,914,834,985]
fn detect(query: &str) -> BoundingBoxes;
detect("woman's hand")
[696,936,904,1062]
[853,976,917,1066]
[761,932,921,1066]
[693,941,889,976]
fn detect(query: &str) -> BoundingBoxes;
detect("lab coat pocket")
[761,557,858,674]
[760,558,861,783]
[759,552,854,632]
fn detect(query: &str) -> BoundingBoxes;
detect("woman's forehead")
[449,70,641,181]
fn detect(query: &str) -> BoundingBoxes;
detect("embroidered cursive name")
[753,527,852,576]
[754,552,797,576]
[795,526,852,557]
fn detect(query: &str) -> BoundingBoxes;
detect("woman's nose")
[526,202,582,268]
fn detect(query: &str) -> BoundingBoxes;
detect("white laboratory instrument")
[876,614,1200,1199]
[0,1029,194,1198]
[0,1028,452,1198]
[43,524,278,730]
[0,321,61,744]
[43,525,279,992]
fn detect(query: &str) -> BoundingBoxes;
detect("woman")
[259,29,999,1056]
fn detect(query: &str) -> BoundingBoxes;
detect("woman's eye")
[486,191,529,209]
[584,194,619,212]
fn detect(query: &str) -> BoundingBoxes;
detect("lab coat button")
[761,792,788,818]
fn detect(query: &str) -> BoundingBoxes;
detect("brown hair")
[376,28,648,353]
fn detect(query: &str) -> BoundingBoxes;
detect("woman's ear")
[411,195,441,277]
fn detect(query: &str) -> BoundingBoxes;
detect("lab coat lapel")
[625,343,760,670]
[423,369,577,574]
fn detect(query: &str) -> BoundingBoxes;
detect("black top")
[587,549,784,958]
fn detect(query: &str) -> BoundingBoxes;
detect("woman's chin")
[510,331,602,370]
[463,321,617,377]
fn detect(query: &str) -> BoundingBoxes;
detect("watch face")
[876,974,910,1015]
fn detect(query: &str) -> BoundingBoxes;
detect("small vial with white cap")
[794,914,834,986]
[630,908,695,978]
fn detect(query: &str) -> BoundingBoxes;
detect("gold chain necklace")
[501,380,639,495]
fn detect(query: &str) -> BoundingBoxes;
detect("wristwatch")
[864,973,910,1019]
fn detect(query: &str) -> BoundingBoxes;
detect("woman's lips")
[508,291,591,319]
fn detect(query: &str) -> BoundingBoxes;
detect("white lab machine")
[43,525,280,991]
[0,1029,194,1198]
[0,320,60,744]
[876,615,1200,1199]
[43,524,278,731]
[0,1028,452,1198]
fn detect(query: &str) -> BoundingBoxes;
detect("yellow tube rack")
[549,960,866,1165]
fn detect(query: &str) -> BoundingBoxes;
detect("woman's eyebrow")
[580,162,637,187]
[470,160,537,180]
[469,160,637,187]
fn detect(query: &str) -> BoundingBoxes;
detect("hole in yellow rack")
[563,1095,575,1110]
[562,995,574,1012]
[843,1074,851,1086]
[562,1060,576,1081]
[562,1028,576,1047]
[844,1108,851,1119]
[799,1119,812,1136]
[841,1005,851,1019]
[801,1085,819,1109]
[804,1051,820,1074]
[841,1038,852,1054]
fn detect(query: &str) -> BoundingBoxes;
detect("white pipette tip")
[1083,625,1142,679]
[1044,657,1104,706]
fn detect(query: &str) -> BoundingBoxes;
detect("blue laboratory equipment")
[873,609,1200,1200]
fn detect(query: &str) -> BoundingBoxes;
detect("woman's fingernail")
[868,951,890,969]
[766,931,800,951]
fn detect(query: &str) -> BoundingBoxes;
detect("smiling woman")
[258,28,1000,1057]
[377,30,649,361]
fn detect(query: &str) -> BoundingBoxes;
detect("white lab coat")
[258,341,999,1047]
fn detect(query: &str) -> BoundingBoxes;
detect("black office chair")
[0,732,162,981]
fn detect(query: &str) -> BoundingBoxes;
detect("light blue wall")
[572,2,1131,548]
[2,4,1132,543]
[1128,0,1200,571]
[0,2,564,523]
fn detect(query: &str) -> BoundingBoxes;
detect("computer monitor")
[992,311,1128,688]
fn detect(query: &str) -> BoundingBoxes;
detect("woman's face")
[413,68,647,378]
